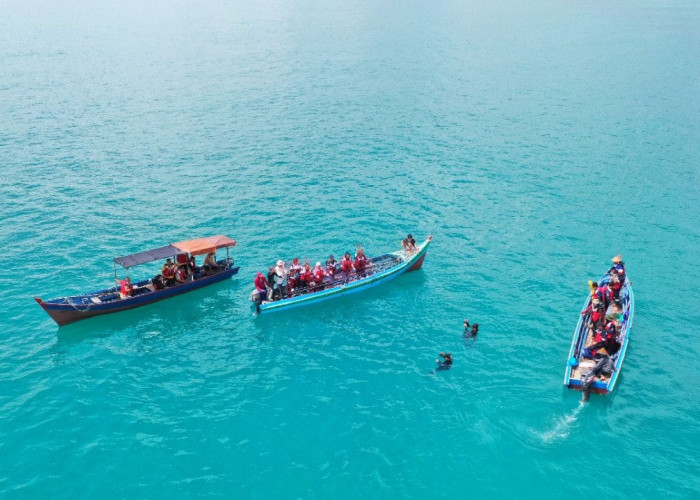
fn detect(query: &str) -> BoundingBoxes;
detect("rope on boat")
[64,297,93,313]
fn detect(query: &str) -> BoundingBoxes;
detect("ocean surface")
[1,0,699,497]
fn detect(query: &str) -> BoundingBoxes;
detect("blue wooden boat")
[35,235,239,326]
[252,235,432,313]
[564,267,634,396]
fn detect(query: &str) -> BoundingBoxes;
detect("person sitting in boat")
[175,264,189,283]
[354,248,368,277]
[340,252,354,282]
[436,352,453,370]
[325,255,338,279]
[299,263,313,292]
[582,329,621,359]
[120,276,134,299]
[402,234,418,253]
[203,252,220,275]
[253,272,269,312]
[311,262,326,289]
[188,256,198,278]
[609,255,626,280]
[582,297,605,334]
[593,282,614,311]
[273,260,287,299]
[162,259,176,286]
[287,258,302,295]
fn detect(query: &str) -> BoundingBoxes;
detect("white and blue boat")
[564,267,634,396]
[253,235,432,313]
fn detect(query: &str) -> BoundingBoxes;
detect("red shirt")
[254,274,268,292]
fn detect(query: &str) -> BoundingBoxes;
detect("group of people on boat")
[119,252,225,298]
[252,247,374,308]
[579,255,627,360]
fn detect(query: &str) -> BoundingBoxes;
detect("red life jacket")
[340,258,353,273]
[300,269,312,283]
[313,267,325,282]
[354,255,367,270]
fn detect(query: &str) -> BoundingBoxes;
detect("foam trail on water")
[540,402,586,443]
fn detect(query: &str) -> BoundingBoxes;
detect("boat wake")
[539,402,585,443]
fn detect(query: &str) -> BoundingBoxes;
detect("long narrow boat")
[564,267,634,397]
[35,235,239,326]
[253,235,432,313]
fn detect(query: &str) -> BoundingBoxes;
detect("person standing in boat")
[253,272,269,313]
[273,260,287,299]
[340,252,354,282]
[266,266,278,300]
[402,234,417,253]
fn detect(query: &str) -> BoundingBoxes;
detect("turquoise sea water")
[2,0,700,497]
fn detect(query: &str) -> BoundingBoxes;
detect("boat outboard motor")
[581,355,615,402]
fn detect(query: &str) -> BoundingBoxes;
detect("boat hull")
[563,274,634,395]
[36,267,240,326]
[257,236,432,313]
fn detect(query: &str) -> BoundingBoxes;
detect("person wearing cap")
[609,255,626,278]
[402,234,418,253]
[273,260,287,299]
[253,272,269,312]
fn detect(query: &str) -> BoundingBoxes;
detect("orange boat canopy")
[172,235,237,256]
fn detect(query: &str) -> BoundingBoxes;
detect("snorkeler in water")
[436,352,453,370]
[463,319,479,338]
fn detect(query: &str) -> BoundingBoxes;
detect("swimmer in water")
[463,319,479,338]
[436,352,453,370]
